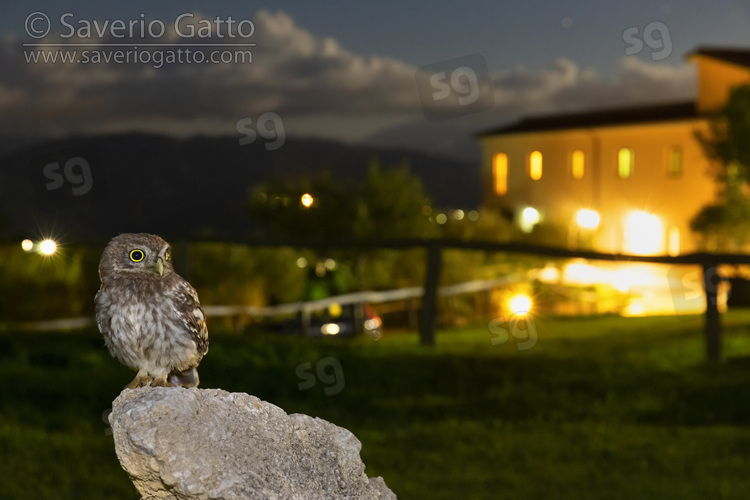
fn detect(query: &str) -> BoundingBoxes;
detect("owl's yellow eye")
[165,250,170,261]
[129,249,145,262]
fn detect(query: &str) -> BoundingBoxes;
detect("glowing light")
[613,268,633,292]
[522,207,540,224]
[529,151,543,180]
[296,257,308,268]
[520,207,540,233]
[572,149,585,179]
[328,303,342,318]
[538,265,561,283]
[321,323,340,335]
[435,213,447,224]
[468,210,479,221]
[324,258,336,270]
[301,193,314,208]
[493,153,508,194]
[21,239,33,252]
[576,209,600,229]
[364,318,381,330]
[453,209,465,220]
[39,239,57,255]
[624,211,663,255]
[618,148,633,178]
[509,294,532,314]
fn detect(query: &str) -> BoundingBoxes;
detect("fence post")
[701,260,722,362]
[420,242,442,346]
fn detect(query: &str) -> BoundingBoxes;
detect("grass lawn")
[3,311,750,499]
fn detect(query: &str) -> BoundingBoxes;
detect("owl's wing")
[173,280,209,356]
[94,288,111,334]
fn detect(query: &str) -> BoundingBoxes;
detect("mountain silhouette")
[0,133,480,242]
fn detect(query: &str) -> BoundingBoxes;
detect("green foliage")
[697,85,750,177]
[692,84,750,250]
[247,158,437,241]
[0,243,101,321]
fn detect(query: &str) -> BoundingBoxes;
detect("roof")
[476,101,701,137]
[687,47,750,69]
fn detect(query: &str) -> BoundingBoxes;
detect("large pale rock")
[109,387,396,500]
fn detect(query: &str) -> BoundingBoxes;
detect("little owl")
[95,233,209,389]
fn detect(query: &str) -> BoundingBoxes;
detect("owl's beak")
[155,258,164,276]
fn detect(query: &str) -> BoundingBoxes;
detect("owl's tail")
[168,367,200,388]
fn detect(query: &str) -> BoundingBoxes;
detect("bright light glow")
[321,323,340,335]
[39,239,57,255]
[435,213,447,224]
[364,318,381,330]
[624,301,645,317]
[576,209,600,229]
[537,265,561,283]
[453,209,464,220]
[520,207,540,233]
[509,294,532,314]
[328,303,342,318]
[522,207,540,224]
[572,150,585,179]
[613,268,633,292]
[529,151,542,180]
[296,257,308,268]
[324,258,336,270]
[624,211,663,255]
[300,193,314,208]
[21,239,33,252]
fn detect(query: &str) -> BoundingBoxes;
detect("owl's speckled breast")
[96,278,200,375]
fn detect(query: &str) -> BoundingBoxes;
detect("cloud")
[0,9,696,141]
[491,56,695,116]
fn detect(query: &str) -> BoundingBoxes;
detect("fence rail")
[6,236,749,361]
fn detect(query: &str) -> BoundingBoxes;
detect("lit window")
[493,153,508,195]
[529,151,542,180]
[618,148,633,179]
[572,150,584,179]
[668,146,682,177]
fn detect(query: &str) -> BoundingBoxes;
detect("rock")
[109,387,396,500]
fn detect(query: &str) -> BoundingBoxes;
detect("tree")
[247,159,436,242]
[692,84,750,251]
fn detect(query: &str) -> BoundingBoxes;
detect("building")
[477,47,750,256]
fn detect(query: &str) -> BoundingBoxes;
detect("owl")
[95,233,209,389]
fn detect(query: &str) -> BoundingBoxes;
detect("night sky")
[2,1,750,160]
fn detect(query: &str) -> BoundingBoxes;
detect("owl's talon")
[150,375,175,387]
[125,372,153,389]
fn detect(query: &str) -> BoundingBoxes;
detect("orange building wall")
[481,119,716,254]
[690,56,750,112]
